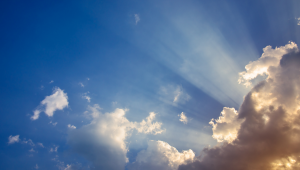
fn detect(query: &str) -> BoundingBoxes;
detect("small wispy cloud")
[8,135,20,144]
[79,82,84,87]
[49,80,54,84]
[50,146,59,153]
[37,143,44,148]
[68,124,76,129]
[29,148,36,152]
[134,14,140,24]
[178,112,188,124]
[49,121,58,126]
[297,17,300,25]
[82,92,91,102]
[159,85,190,106]
[22,138,35,146]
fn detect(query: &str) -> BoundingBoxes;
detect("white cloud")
[178,112,188,124]
[50,80,54,84]
[68,124,76,129]
[35,164,39,169]
[37,143,44,148]
[134,14,140,24]
[209,107,244,143]
[31,87,68,120]
[50,146,59,153]
[49,121,58,126]
[160,85,190,105]
[68,105,164,170]
[8,135,20,144]
[297,17,300,25]
[29,148,36,152]
[64,164,72,170]
[22,139,35,146]
[129,140,195,170]
[238,42,299,86]
[82,92,91,102]
[79,82,84,87]
[133,112,164,135]
[31,110,41,121]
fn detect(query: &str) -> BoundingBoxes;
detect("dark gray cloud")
[179,48,300,170]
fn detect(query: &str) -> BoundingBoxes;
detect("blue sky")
[1,0,300,170]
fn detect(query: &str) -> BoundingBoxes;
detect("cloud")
[179,42,300,170]
[82,92,91,102]
[79,82,84,87]
[22,138,35,146]
[134,14,140,24]
[35,164,39,169]
[178,112,188,124]
[297,17,300,25]
[29,148,36,152]
[31,87,68,120]
[37,143,44,148]
[8,135,20,144]
[128,140,194,170]
[159,85,190,105]
[133,112,164,135]
[238,42,298,86]
[68,124,76,129]
[68,105,163,170]
[50,146,59,153]
[209,107,244,143]
[49,121,58,126]
[50,80,54,84]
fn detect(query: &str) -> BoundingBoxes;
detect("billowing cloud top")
[179,42,300,170]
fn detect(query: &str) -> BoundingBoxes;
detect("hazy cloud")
[82,92,91,102]
[50,146,59,153]
[8,135,20,144]
[37,143,44,148]
[134,14,140,24]
[31,87,68,120]
[160,85,190,105]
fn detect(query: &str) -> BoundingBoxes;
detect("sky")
[1,0,300,169]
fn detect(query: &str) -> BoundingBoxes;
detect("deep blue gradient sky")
[1,0,300,169]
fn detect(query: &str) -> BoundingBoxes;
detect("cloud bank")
[68,105,163,170]
[179,42,300,170]
[31,87,68,120]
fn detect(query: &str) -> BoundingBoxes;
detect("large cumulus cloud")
[67,105,164,170]
[179,42,300,170]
